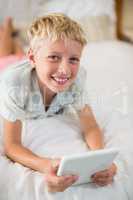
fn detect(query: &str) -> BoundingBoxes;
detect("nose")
[58,59,71,75]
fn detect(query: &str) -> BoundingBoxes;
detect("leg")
[13,37,25,56]
[0,17,14,57]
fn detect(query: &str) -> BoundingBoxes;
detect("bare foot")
[0,17,14,57]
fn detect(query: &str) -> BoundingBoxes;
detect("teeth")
[52,76,69,84]
[55,77,67,81]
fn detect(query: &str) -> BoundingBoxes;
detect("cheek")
[35,60,54,76]
[71,65,79,77]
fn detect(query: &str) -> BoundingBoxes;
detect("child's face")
[29,38,83,94]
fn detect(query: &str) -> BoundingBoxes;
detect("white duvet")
[0,112,132,200]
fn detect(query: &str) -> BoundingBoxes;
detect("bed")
[0,40,133,200]
[0,1,133,199]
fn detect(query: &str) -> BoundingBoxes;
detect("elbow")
[4,144,12,158]
[4,143,16,159]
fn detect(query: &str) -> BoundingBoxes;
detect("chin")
[50,84,71,93]
[51,87,67,93]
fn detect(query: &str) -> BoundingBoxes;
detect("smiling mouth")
[51,75,70,85]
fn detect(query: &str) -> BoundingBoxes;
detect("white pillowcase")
[22,116,89,158]
[81,41,133,119]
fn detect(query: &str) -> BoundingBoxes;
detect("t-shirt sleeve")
[0,80,26,122]
[67,66,104,121]
[64,66,90,118]
[72,66,89,111]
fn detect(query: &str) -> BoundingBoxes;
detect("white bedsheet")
[0,113,132,200]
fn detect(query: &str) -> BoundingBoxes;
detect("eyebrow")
[49,51,81,57]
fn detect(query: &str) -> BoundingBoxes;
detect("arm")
[79,105,104,150]
[3,119,78,191]
[79,105,117,186]
[3,119,52,173]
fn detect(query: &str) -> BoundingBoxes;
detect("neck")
[44,89,56,108]
[37,78,56,107]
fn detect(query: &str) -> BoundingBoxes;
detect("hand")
[44,158,78,192]
[91,163,117,187]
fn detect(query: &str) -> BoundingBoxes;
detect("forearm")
[5,143,51,173]
[79,105,104,150]
[84,126,104,150]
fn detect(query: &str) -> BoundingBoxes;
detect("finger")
[52,175,78,190]
[50,158,61,175]
[44,172,61,186]
[47,178,74,193]
[51,159,61,168]
[48,160,60,177]
[46,177,65,190]
[94,173,110,179]
[95,179,113,187]
[93,177,113,186]
[65,176,78,186]
[46,174,75,188]
[96,170,115,179]
[92,170,110,179]
[92,175,113,182]
[93,173,113,181]
[47,185,66,193]
[58,176,78,191]
[93,177,113,183]
[95,182,108,187]
[46,175,63,186]
[56,175,78,187]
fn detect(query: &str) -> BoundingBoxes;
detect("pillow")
[22,116,89,158]
[81,41,133,119]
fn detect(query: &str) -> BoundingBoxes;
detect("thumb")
[50,159,60,175]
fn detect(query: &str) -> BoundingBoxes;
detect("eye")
[69,57,80,64]
[47,55,60,62]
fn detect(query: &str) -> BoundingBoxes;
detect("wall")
[122,0,133,41]
[0,0,115,26]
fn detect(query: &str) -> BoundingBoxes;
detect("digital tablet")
[57,148,118,185]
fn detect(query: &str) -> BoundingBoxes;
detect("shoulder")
[0,59,34,121]
[73,66,86,90]
[62,66,87,116]
[70,66,87,102]
[0,59,33,112]
[0,59,32,88]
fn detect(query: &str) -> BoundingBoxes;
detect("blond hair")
[28,13,87,50]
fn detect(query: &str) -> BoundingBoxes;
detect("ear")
[27,48,36,65]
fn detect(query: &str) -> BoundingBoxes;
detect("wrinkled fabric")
[0,114,132,200]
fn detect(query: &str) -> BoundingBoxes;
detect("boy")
[0,13,117,192]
